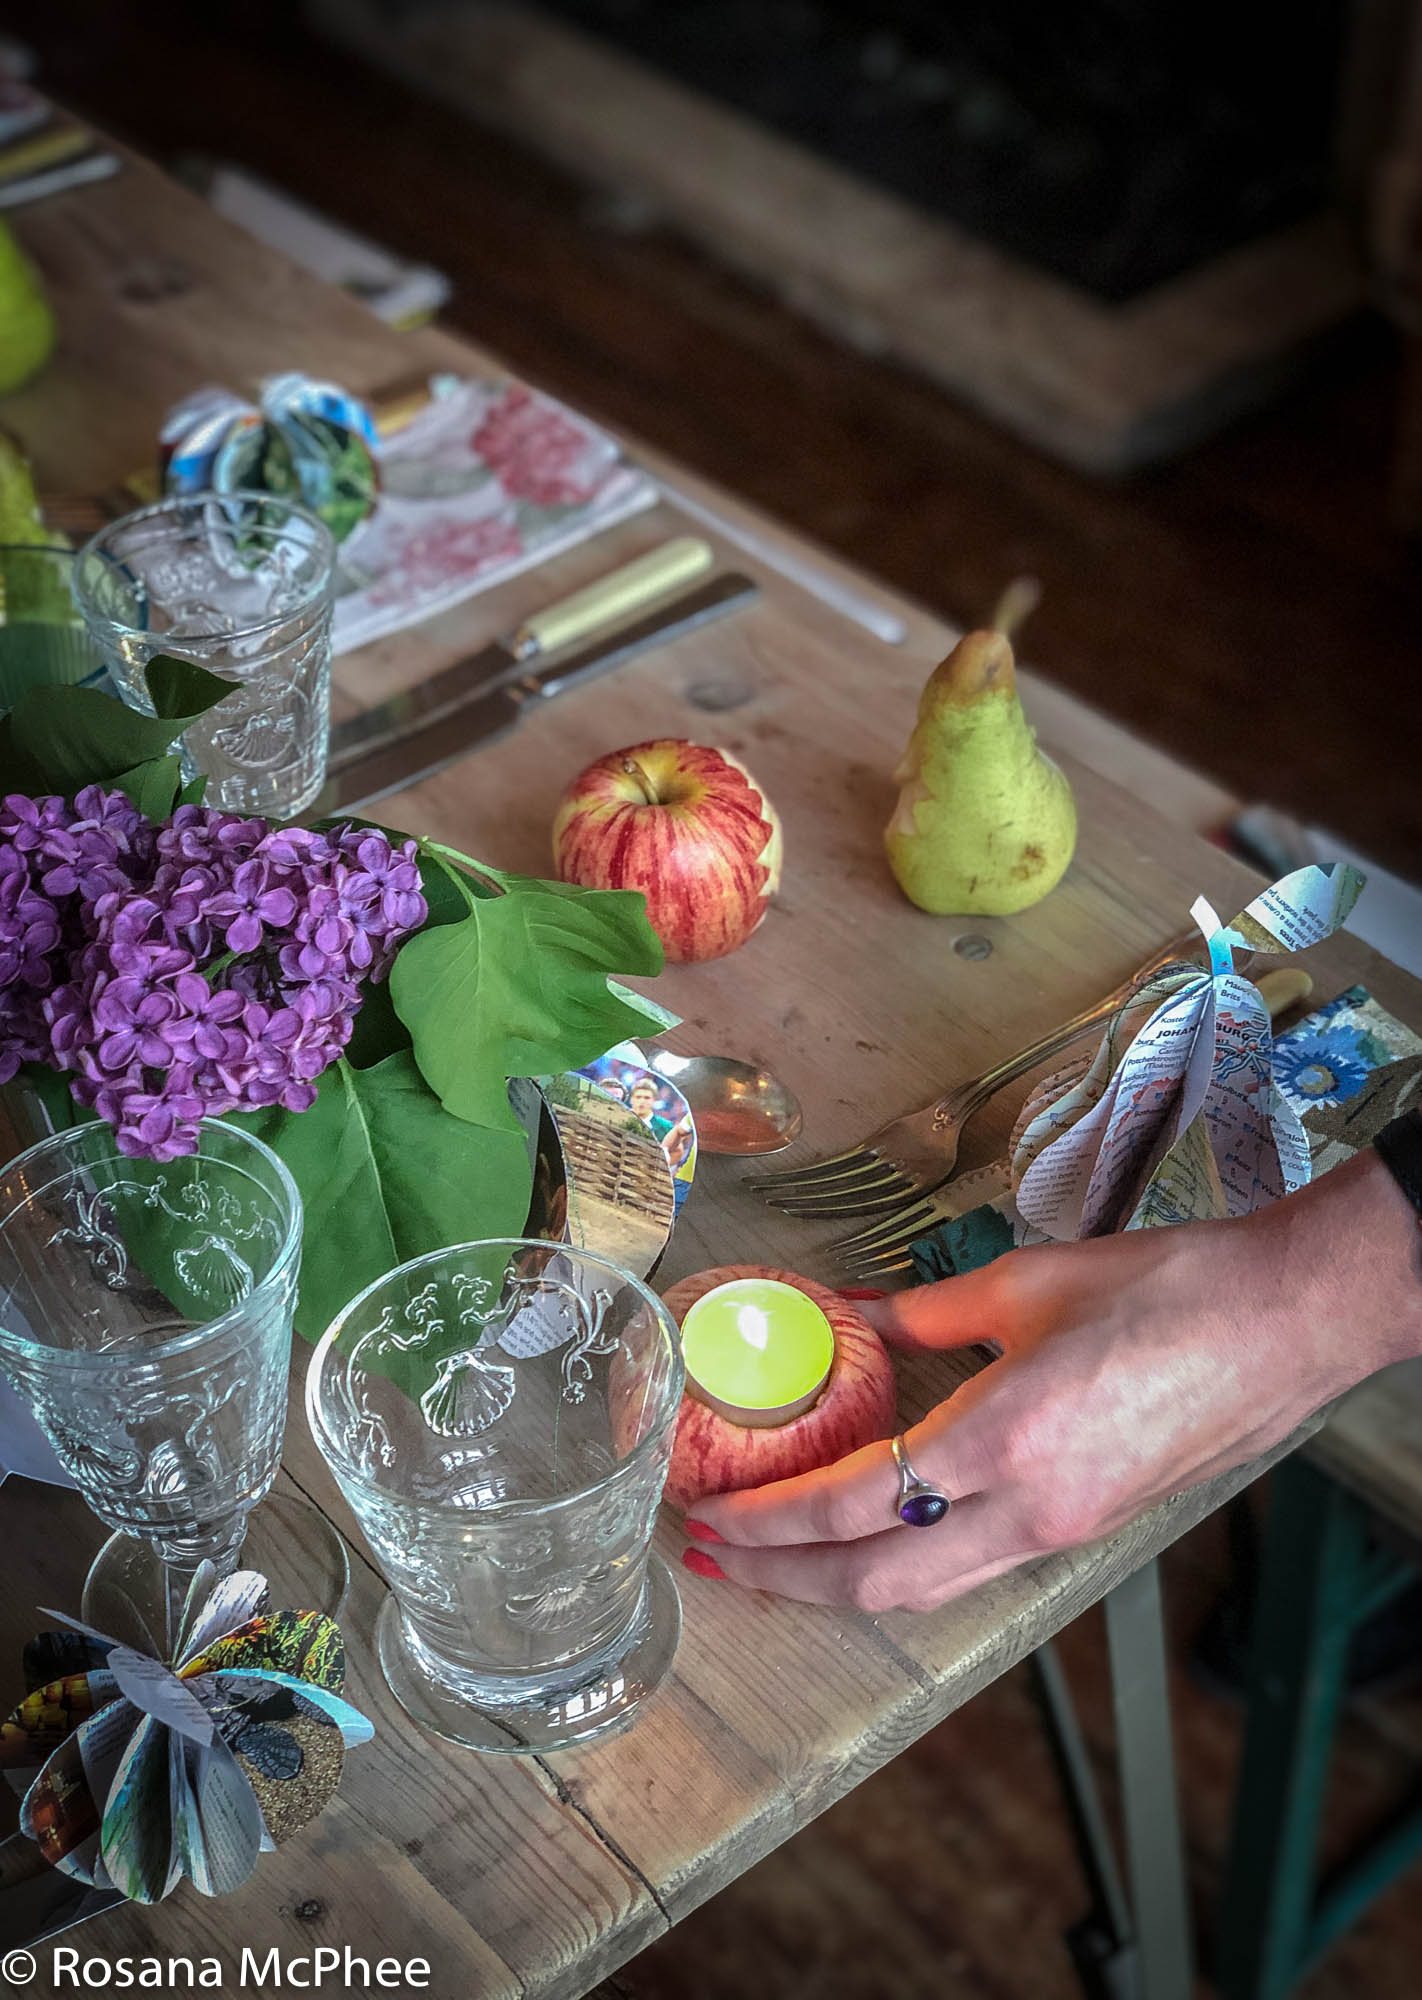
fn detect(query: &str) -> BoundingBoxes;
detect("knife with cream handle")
[325,536,714,773]
[307,570,757,816]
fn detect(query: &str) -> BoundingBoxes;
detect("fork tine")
[761,1161,908,1203]
[830,1201,940,1256]
[744,1148,877,1194]
[843,1236,924,1270]
[841,1250,915,1280]
[766,1171,920,1218]
[752,1172,901,1208]
[841,1223,928,1264]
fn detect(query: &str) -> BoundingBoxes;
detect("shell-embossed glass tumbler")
[0,1119,301,1645]
[307,1240,685,1751]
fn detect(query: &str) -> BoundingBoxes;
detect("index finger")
[686,1407,994,1548]
[862,1243,1060,1354]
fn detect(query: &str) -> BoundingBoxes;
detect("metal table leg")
[1105,1560,1194,2000]
[1216,1453,1422,2000]
[1032,1558,1194,2000]
[1031,1642,1140,2000]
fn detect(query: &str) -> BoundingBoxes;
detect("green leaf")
[0,712,47,795]
[110,755,183,820]
[417,843,500,927]
[3,652,235,798]
[12,1061,94,1137]
[11,684,224,795]
[390,874,666,1133]
[178,774,208,806]
[145,654,237,723]
[416,847,482,930]
[230,1051,533,1345]
[343,971,411,1071]
[0,622,94,711]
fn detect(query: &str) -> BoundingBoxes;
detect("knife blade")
[325,534,715,775]
[305,570,758,817]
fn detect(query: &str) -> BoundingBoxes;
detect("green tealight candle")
[680,1278,835,1428]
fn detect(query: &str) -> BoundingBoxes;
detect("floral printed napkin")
[332,376,658,653]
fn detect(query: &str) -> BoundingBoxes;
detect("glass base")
[375,1555,681,1754]
[81,1493,351,1654]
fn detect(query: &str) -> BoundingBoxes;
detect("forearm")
[1264,1141,1422,1392]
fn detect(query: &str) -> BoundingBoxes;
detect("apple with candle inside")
[660,1265,898,1512]
[552,739,782,962]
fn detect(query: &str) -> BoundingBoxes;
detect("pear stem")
[989,574,1042,641]
[621,756,659,805]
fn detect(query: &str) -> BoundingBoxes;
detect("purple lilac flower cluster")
[0,791,426,1161]
[0,788,156,1084]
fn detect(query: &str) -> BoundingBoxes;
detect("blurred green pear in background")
[0,220,55,395]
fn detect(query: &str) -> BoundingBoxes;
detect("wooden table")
[4,138,1422,1998]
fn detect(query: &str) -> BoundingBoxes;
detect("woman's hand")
[682,1148,1422,1613]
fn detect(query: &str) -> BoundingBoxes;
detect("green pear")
[884,626,1077,915]
[0,220,55,397]
[0,425,50,546]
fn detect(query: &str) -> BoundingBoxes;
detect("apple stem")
[621,756,659,805]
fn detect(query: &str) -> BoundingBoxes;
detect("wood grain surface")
[1,136,1420,1997]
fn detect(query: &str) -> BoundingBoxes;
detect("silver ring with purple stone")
[891,1434,951,1528]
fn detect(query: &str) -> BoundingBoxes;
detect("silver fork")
[830,1165,1015,1280]
[745,930,1196,1217]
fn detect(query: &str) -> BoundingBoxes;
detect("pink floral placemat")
[332,376,658,653]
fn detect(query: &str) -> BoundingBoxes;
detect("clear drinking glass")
[0,1119,302,1647]
[74,491,337,818]
[307,1239,685,1752]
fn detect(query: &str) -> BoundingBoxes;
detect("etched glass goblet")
[74,491,337,818]
[0,1119,301,1648]
[307,1239,684,1752]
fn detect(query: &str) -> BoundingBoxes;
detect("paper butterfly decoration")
[0,1566,372,1903]
[1012,863,1366,1238]
[160,373,380,542]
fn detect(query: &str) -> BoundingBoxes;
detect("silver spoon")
[642,1049,804,1155]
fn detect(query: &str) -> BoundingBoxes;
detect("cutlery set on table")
[312,534,757,814]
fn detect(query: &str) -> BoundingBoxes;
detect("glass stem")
[160,1528,245,1654]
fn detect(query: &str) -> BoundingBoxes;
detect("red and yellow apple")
[551,739,782,962]
[660,1264,898,1513]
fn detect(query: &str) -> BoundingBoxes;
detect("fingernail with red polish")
[681,1548,727,1582]
[684,1519,725,1544]
[837,1287,887,1301]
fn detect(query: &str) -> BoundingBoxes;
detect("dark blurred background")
[532,0,1351,300]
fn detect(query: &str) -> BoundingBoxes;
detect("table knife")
[306,569,758,816]
[326,534,716,774]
